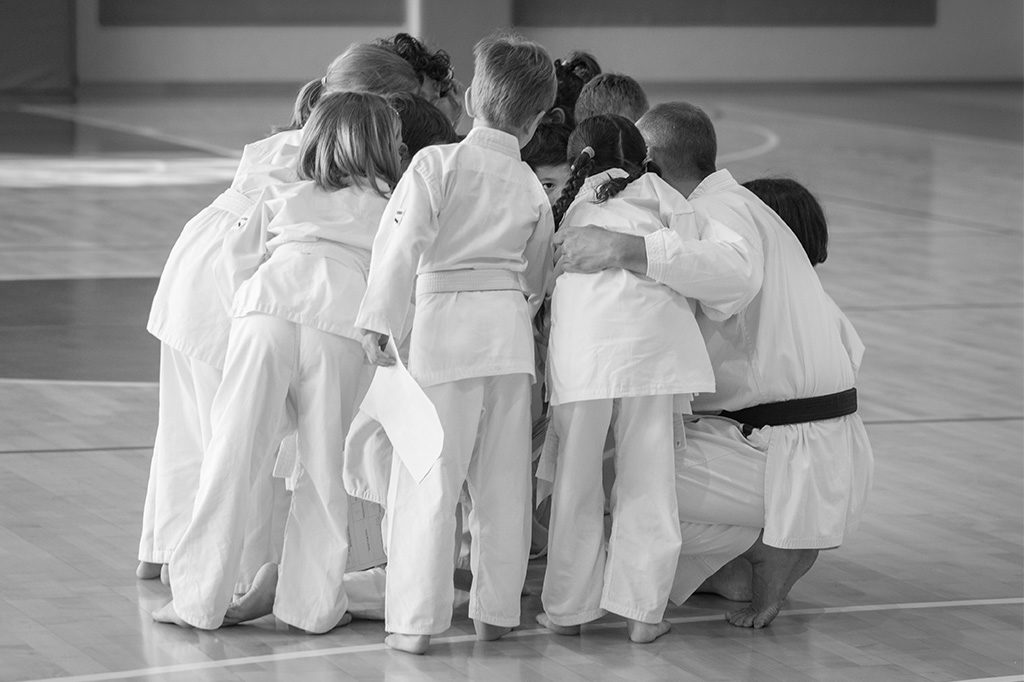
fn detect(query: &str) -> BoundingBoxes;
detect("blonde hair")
[298,91,402,197]
[324,44,421,97]
[471,32,556,131]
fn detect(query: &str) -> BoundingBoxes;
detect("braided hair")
[551,114,656,229]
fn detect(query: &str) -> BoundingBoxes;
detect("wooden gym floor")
[0,81,1021,681]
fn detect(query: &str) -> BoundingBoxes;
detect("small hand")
[359,330,396,367]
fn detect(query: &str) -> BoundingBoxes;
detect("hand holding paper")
[359,330,396,367]
[358,335,443,483]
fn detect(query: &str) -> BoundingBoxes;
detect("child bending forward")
[539,115,715,643]
[154,92,402,633]
[356,33,556,655]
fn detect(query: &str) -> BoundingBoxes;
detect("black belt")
[718,388,858,429]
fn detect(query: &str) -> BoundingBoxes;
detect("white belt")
[416,269,524,295]
[210,188,254,217]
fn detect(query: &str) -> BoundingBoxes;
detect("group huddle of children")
[140,31,837,654]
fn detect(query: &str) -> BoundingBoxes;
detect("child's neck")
[471,118,532,149]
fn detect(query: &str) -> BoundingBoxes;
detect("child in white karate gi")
[138,39,453,584]
[538,114,716,643]
[153,91,403,633]
[356,32,557,655]
[138,79,317,584]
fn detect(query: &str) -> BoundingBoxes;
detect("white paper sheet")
[359,336,443,483]
[346,498,387,571]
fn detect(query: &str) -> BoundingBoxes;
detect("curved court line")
[22,597,1024,682]
[716,121,780,163]
[16,105,240,158]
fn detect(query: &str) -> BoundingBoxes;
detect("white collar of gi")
[689,168,737,201]
[581,167,629,193]
[463,127,522,160]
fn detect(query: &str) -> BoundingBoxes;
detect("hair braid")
[552,147,595,229]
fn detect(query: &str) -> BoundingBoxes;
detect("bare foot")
[385,633,430,654]
[223,563,277,626]
[151,601,191,627]
[697,557,753,601]
[160,563,170,586]
[474,619,513,641]
[626,619,671,643]
[137,561,162,580]
[535,612,580,636]
[725,535,818,629]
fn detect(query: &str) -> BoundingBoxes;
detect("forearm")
[644,228,761,316]
[614,232,648,276]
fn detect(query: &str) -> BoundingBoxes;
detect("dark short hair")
[386,92,457,156]
[743,177,829,265]
[636,102,717,181]
[574,73,649,123]
[522,122,572,169]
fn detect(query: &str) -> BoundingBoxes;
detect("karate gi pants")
[140,343,285,591]
[169,313,367,632]
[384,374,532,635]
[139,344,220,566]
[669,416,765,605]
[542,396,682,626]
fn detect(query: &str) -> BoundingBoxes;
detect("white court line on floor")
[22,597,1024,682]
[0,378,157,389]
[954,676,1024,682]
[16,105,241,158]
[716,122,779,163]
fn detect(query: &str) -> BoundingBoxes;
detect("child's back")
[355,32,557,655]
[361,129,552,385]
[549,171,714,405]
[147,129,302,368]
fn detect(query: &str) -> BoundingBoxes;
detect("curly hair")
[376,33,455,97]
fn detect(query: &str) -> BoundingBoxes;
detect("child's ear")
[546,107,567,125]
[463,86,475,118]
[399,142,409,161]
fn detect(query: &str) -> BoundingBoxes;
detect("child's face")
[533,163,571,206]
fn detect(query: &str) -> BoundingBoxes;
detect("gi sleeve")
[521,199,555,317]
[645,208,763,321]
[356,161,441,338]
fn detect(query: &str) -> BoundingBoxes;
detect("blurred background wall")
[2,0,1021,97]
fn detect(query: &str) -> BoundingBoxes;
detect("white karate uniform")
[541,171,715,626]
[643,169,874,603]
[140,130,301,570]
[169,180,385,632]
[356,127,553,635]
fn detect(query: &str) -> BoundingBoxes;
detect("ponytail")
[595,158,647,204]
[274,78,324,133]
[551,146,594,229]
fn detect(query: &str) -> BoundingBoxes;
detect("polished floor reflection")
[0,82,1021,681]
